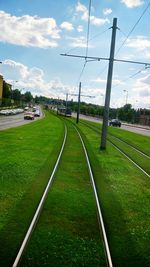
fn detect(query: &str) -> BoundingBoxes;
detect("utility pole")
[67,89,94,123]
[123,89,128,105]
[100,18,117,150]
[65,93,68,116]
[76,82,81,124]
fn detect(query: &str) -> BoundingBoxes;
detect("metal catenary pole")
[65,93,68,116]
[100,18,117,150]
[76,82,81,124]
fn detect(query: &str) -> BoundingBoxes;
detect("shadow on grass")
[78,127,149,267]
[0,133,64,267]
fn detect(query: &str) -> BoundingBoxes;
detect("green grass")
[0,111,64,266]
[80,119,150,157]
[0,113,149,266]
[79,120,150,175]
[77,121,150,267]
[108,125,150,157]
[21,120,106,267]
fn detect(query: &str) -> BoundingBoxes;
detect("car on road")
[24,112,34,120]
[34,110,40,117]
[109,119,121,127]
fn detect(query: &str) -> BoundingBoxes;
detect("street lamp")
[11,80,18,106]
[123,89,128,105]
[13,80,18,90]
[64,84,95,123]
[100,93,104,106]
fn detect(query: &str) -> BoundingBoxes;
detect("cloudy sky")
[0,0,150,108]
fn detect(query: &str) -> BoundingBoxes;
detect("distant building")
[0,75,12,104]
[139,109,150,126]
[6,82,12,91]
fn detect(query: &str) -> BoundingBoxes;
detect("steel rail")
[12,125,67,267]
[74,125,113,267]
[81,120,150,159]
[108,134,150,159]
[109,140,150,178]
[80,121,150,178]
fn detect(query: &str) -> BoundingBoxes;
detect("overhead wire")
[112,65,147,89]
[115,0,150,56]
[73,0,92,89]
[65,28,110,55]
[92,2,150,91]
[85,0,92,59]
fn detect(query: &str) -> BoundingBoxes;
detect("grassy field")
[80,119,150,157]
[108,125,150,157]
[80,120,150,175]
[0,111,64,266]
[0,113,149,267]
[21,120,106,267]
[76,120,150,267]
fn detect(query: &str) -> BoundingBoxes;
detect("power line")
[112,65,146,89]
[85,0,92,58]
[115,1,150,56]
[73,0,92,86]
[75,61,87,86]
[64,28,110,55]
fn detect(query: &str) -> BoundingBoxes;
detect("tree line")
[1,82,33,106]
[1,85,149,124]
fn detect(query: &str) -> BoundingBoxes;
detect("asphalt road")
[1,112,150,137]
[0,111,42,131]
[73,113,150,137]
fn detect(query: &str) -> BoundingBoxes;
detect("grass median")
[77,121,150,267]
[0,111,64,267]
[21,120,106,267]
[80,120,150,175]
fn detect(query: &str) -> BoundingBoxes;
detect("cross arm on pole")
[60,53,150,66]
[68,93,95,98]
[60,53,107,62]
[114,58,150,66]
[81,95,95,98]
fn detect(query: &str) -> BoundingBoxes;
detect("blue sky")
[0,0,150,108]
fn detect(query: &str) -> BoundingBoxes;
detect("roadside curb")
[122,123,150,130]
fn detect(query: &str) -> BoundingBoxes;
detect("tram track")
[12,119,113,267]
[12,125,67,267]
[74,125,113,267]
[80,120,150,178]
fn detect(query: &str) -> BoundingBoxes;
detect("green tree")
[24,91,33,103]
[118,104,135,122]
[2,81,11,99]
[12,89,21,101]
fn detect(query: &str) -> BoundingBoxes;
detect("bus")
[57,107,72,117]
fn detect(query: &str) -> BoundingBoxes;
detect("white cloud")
[121,0,144,8]
[1,59,83,100]
[77,25,84,32]
[66,36,94,48]
[103,8,112,16]
[91,78,106,83]
[76,2,109,26]
[130,74,150,107]
[125,36,150,59]
[139,73,150,86]
[126,36,150,50]
[91,78,124,86]
[0,11,60,48]
[60,21,74,31]
[90,16,109,26]
[1,60,66,97]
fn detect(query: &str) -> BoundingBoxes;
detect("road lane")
[72,113,150,137]
[0,109,43,131]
